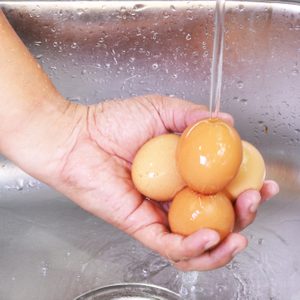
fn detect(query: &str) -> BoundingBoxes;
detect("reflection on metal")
[0,1,299,299]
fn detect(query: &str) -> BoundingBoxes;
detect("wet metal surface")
[0,1,300,299]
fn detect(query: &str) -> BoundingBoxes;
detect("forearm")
[0,10,66,133]
[0,10,85,181]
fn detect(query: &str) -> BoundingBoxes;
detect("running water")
[209,0,226,118]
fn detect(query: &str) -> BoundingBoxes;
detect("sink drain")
[74,283,181,300]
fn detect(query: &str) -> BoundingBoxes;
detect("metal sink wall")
[0,1,300,299]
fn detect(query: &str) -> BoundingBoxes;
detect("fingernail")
[271,183,280,195]
[232,246,244,257]
[204,235,220,250]
[248,192,261,213]
[249,202,259,213]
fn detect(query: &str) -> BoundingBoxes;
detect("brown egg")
[225,140,266,200]
[176,118,243,195]
[131,134,186,201]
[168,187,235,240]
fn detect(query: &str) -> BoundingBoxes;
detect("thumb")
[144,95,234,133]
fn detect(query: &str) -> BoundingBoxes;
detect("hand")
[23,95,281,271]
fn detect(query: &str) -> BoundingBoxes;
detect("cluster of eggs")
[132,118,265,243]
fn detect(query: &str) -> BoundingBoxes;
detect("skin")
[0,10,279,271]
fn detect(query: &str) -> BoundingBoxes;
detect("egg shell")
[168,187,235,241]
[176,118,243,195]
[225,140,266,200]
[131,134,186,201]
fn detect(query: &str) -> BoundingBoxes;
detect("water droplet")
[152,32,158,40]
[186,33,192,40]
[238,4,245,11]
[81,69,87,75]
[34,41,42,47]
[240,98,248,105]
[152,63,159,70]
[258,238,264,245]
[35,54,43,59]
[186,9,194,20]
[96,38,105,47]
[133,4,145,11]
[28,180,37,188]
[292,68,299,76]
[179,286,189,296]
[170,5,176,11]
[202,51,209,57]
[77,8,84,16]
[163,11,170,18]
[120,6,126,13]
[142,268,149,278]
[295,24,300,31]
[237,80,244,89]
[41,261,49,277]
[217,284,227,293]
[172,73,178,79]
[71,42,78,49]
[16,178,24,191]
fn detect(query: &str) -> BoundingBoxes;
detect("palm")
[72,96,181,234]
[57,95,278,271]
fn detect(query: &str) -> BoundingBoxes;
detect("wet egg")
[176,118,243,195]
[132,134,186,201]
[168,187,235,240]
[225,140,266,200]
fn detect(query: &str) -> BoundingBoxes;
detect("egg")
[225,140,266,200]
[176,118,243,195]
[131,134,186,201]
[168,187,235,240]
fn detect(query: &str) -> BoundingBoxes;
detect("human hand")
[32,95,276,271]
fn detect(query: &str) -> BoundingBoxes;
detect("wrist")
[0,94,88,184]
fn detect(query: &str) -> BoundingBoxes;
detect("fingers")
[234,181,280,232]
[133,223,220,260]
[163,229,221,262]
[144,95,233,133]
[260,180,280,202]
[174,233,248,271]
[234,190,261,231]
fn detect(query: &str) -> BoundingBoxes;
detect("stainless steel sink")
[0,1,300,299]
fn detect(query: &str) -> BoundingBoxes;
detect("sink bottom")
[75,283,180,300]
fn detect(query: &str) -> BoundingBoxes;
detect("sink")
[0,1,300,299]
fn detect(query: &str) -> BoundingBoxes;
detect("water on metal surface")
[0,1,299,299]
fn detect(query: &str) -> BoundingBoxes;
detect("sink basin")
[0,1,300,299]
